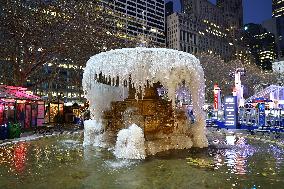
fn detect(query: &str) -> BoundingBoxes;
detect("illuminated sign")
[258,103,265,127]
[224,96,238,129]
[214,93,218,109]
[213,84,221,110]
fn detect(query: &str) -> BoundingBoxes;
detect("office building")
[101,0,166,46]
[32,60,84,102]
[217,0,243,28]
[272,0,284,18]
[167,0,243,61]
[262,0,284,58]
[263,17,284,59]
[241,23,277,70]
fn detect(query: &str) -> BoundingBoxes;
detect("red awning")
[0,85,41,101]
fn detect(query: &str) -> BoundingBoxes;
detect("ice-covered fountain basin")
[82,47,208,149]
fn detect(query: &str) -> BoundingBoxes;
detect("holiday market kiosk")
[0,85,45,129]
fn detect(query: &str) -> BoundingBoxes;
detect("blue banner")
[258,103,266,127]
[224,96,238,129]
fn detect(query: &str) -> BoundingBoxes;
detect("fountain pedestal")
[83,47,209,158]
[103,83,176,141]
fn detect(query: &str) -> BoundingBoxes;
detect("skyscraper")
[242,23,277,70]
[217,0,243,28]
[101,0,166,46]
[263,0,284,58]
[272,0,284,18]
[168,0,243,61]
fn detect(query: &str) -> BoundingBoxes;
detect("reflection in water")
[225,135,236,145]
[0,136,83,177]
[0,143,29,174]
[13,142,28,173]
[211,137,256,175]
[268,144,284,170]
[0,133,283,189]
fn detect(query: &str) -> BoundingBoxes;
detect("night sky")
[167,0,272,24]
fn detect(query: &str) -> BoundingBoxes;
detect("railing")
[245,85,284,103]
[206,108,284,132]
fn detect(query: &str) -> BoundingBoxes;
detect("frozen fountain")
[82,47,208,159]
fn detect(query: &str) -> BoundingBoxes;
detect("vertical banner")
[258,103,266,127]
[224,96,238,129]
[213,84,221,110]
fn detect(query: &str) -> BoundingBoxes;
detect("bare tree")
[0,0,137,88]
[198,53,278,102]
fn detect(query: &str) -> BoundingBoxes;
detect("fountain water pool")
[82,47,208,158]
[0,130,283,189]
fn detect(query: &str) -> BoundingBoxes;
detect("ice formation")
[83,120,104,146]
[114,124,146,159]
[85,82,128,120]
[82,47,208,158]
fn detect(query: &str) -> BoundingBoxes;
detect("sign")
[224,96,238,129]
[213,84,221,110]
[257,103,265,127]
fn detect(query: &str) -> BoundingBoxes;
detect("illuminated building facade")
[216,0,243,28]
[272,0,284,18]
[101,0,165,46]
[168,0,242,61]
[263,17,284,58]
[29,59,85,102]
[263,1,284,59]
[241,23,277,70]
[262,0,284,58]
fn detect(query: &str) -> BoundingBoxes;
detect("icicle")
[82,47,208,149]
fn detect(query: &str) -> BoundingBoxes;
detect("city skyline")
[168,0,272,24]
